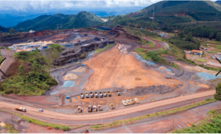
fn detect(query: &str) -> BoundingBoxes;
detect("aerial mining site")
[0,25,218,133]
[0,26,213,114]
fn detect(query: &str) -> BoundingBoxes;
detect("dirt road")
[98,100,221,133]
[0,90,215,123]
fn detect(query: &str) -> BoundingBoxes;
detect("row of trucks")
[81,91,121,99]
[77,105,103,113]
[122,98,140,106]
[15,106,44,112]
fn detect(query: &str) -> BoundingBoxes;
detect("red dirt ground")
[83,44,182,91]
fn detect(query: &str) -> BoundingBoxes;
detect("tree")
[214,83,221,100]
[178,32,184,38]
[185,32,193,42]
[209,32,214,40]
[9,28,15,34]
[216,32,221,41]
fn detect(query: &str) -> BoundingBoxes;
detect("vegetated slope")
[0,25,9,33]
[0,44,64,96]
[134,1,221,21]
[14,11,103,31]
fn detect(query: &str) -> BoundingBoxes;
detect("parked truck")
[93,106,97,112]
[88,105,92,112]
[15,106,26,112]
[98,105,102,111]
[108,91,111,97]
[78,106,82,113]
[110,103,115,109]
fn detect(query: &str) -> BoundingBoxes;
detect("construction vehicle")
[110,103,115,109]
[99,92,103,98]
[108,91,111,97]
[116,91,121,96]
[85,93,89,98]
[95,92,99,98]
[93,106,97,112]
[122,100,128,106]
[15,106,26,112]
[90,92,94,98]
[130,99,135,104]
[78,106,82,113]
[165,76,172,79]
[104,92,107,97]
[98,105,102,111]
[81,93,84,99]
[126,99,132,105]
[134,98,140,103]
[88,105,92,112]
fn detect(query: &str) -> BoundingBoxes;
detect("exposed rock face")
[53,36,114,66]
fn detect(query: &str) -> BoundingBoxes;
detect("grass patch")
[199,64,220,71]
[208,51,218,54]
[4,123,19,133]
[90,98,216,131]
[95,44,114,54]
[207,41,221,44]
[174,108,221,133]
[210,44,221,50]
[0,109,70,131]
[195,58,207,62]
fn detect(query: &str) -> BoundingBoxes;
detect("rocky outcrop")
[53,37,114,66]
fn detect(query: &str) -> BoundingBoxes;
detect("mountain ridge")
[13,11,103,31]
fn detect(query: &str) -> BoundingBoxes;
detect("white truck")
[15,106,26,112]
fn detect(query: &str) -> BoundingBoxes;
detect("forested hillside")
[13,11,103,31]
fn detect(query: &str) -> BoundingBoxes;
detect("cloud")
[0,0,160,11]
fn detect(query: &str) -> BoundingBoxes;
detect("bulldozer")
[85,93,89,98]
[110,103,115,109]
[80,93,84,99]
[77,106,82,113]
[95,92,99,98]
[104,92,107,97]
[108,91,111,97]
[99,92,103,98]
[93,106,97,112]
[88,105,92,112]
[98,105,102,111]
[90,92,94,98]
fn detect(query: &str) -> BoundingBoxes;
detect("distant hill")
[216,1,221,5]
[13,11,103,31]
[132,1,221,21]
[0,26,9,33]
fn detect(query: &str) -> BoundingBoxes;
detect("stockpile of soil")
[71,67,87,73]
[158,66,167,71]
[63,73,78,80]
[126,85,178,96]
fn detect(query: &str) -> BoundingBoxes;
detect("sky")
[0,0,218,27]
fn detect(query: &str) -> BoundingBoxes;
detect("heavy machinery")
[116,91,121,96]
[99,92,103,98]
[81,93,84,99]
[130,99,135,104]
[108,91,111,97]
[90,92,94,98]
[98,105,102,111]
[85,93,89,98]
[165,76,172,79]
[122,100,128,106]
[88,105,92,112]
[78,106,82,113]
[93,106,97,112]
[103,92,107,97]
[126,99,132,105]
[15,106,26,112]
[110,103,115,109]
[134,98,140,103]
[95,92,99,98]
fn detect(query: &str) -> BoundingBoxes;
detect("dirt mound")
[83,45,182,91]
[71,67,87,73]
[158,66,167,71]
[63,73,78,80]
